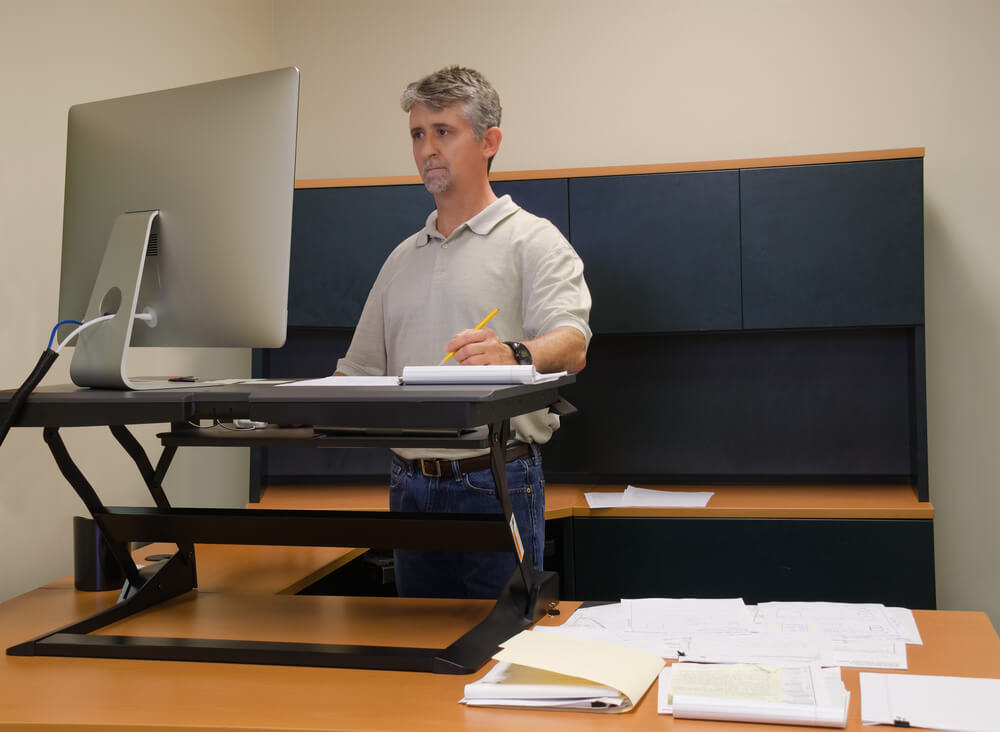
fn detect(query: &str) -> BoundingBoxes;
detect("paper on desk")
[661,664,849,728]
[627,597,756,635]
[754,601,902,640]
[557,602,688,659]
[401,365,566,385]
[860,672,1000,732]
[487,629,664,710]
[277,375,401,386]
[683,632,836,667]
[462,662,625,710]
[532,624,682,659]
[886,606,923,645]
[561,602,631,630]
[585,485,714,509]
[830,638,908,669]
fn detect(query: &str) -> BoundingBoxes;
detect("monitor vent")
[146,228,159,257]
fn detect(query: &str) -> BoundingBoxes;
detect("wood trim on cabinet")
[295,147,925,189]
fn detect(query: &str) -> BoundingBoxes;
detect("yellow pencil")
[440,307,499,364]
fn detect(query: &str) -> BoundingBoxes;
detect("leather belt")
[415,442,532,479]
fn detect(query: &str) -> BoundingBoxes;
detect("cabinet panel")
[741,159,923,329]
[569,171,742,333]
[288,185,432,327]
[571,517,935,608]
[492,178,569,239]
[544,328,915,483]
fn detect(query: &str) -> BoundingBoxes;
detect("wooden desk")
[257,482,936,607]
[258,482,934,520]
[1,544,997,731]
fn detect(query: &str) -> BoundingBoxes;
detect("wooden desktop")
[1,537,997,732]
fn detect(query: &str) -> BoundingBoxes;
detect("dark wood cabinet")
[259,149,932,607]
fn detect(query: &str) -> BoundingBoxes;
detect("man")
[336,66,591,599]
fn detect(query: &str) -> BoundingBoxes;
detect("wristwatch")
[504,341,533,365]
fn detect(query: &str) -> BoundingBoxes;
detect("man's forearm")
[522,325,588,373]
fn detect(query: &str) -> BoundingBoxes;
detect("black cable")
[0,349,59,449]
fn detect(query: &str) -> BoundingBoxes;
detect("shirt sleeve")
[521,222,593,343]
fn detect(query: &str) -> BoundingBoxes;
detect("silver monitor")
[57,67,299,389]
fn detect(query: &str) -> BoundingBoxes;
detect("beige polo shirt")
[336,194,592,460]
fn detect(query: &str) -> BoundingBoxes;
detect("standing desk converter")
[0,378,574,673]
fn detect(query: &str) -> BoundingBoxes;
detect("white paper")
[584,491,625,508]
[558,602,689,659]
[625,485,714,506]
[533,624,682,660]
[277,375,400,386]
[210,378,293,385]
[627,597,756,635]
[860,672,1000,732]
[585,485,714,509]
[401,365,566,384]
[683,632,836,667]
[561,602,631,630]
[830,638,908,669]
[462,661,621,703]
[885,606,923,645]
[754,601,902,641]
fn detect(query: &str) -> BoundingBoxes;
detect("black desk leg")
[7,550,197,658]
[41,427,143,590]
[109,424,197,588]
[487,419,534,614]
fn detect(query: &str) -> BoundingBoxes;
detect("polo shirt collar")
[417,194,519,247]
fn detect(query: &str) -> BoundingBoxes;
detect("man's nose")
[416,135,438,158]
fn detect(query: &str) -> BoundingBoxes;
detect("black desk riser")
[0,378,575,673]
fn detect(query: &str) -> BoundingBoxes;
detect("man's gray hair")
[400,66,502,141]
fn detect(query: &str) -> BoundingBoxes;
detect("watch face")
[510,341,532,365]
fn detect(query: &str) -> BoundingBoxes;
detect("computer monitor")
[57,67,299,389]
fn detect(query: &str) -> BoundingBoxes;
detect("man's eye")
[437,128,449,136]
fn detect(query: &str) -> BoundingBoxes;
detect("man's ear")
[482,126,502,160]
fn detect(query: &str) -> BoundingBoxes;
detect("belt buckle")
[419,458,442,478]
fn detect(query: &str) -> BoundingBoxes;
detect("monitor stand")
[69,210,220,391]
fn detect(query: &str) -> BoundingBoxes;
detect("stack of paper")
[660,662,849,728]
[548,599,920,670]
[532,598,756,661]
[401,365,566,384]
[460,629,664,713]
[752,601,921,669]
[585,485,714,509]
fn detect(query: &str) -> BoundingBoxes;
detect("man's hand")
[444,328,515,365]
[444,325,587,373]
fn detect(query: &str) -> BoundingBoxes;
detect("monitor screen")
[57,67,299,388]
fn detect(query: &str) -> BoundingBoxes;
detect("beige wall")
[1,0,996,629]
[0,0,275,601]
[274,0,999,626]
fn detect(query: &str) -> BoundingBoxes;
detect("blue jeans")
[389,444,545,599]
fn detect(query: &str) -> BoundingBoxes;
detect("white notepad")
[402,365,566,385]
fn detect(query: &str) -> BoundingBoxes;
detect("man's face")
[409,103,489,195]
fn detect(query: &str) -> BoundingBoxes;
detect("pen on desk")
[440,307,499,365]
